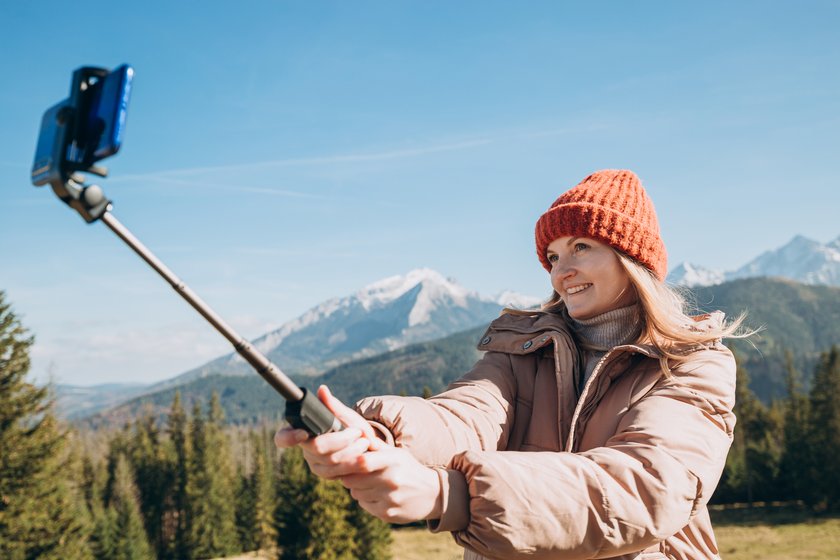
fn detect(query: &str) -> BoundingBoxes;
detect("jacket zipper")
[564,344,656,452]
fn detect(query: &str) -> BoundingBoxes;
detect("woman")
[276,169,744,560]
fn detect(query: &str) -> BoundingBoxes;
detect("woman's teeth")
[567,284,592,295]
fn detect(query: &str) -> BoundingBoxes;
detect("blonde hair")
[540,250,752,374]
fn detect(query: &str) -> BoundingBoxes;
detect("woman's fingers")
[316,385,379,441]
[300,427,363,456]
[303,435,371,479]
[273,427,309,448]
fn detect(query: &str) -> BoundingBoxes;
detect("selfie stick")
[50,176,342,437]
[33,65,340,436]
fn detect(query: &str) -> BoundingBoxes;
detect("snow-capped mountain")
[668,235,840,287]
[667,262,726,287]
[728,235,840,286]
[153,269,540,389]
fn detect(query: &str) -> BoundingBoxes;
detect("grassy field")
[389,506,840,560]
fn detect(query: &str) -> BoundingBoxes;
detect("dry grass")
[712,506,840,560]
[220,507,840,560]
[390,507,840,560]
[391,526,463,560]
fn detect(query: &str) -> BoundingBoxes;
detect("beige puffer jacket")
[356,310,736,560]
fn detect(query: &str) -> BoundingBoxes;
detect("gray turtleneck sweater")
[564,303,643,393]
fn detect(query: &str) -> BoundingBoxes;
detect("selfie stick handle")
[99,210,342,436]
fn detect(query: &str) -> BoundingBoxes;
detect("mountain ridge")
[668,234,840,287]
[76,277,840,427]
[56,233,840,418]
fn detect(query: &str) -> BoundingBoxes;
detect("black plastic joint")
[284,387,342,437]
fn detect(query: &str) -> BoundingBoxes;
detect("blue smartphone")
[31,100,71,186]
[86,64,133,161]
[31,64,133,187]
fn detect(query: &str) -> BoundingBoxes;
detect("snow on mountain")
[669,235,840,287]
[728,235,840,285]
[152,269,536,389]
[494,290,543,310]
[667,262,726,287]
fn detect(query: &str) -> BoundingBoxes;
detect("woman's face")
[546,236,637,320]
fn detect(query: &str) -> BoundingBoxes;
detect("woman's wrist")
[423,466,444,520]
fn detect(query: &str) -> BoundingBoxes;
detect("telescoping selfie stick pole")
[45,179,342,437]
[33,65,341,436]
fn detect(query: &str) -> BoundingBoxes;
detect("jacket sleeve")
[355,350,518,467]
[433,346,736,560]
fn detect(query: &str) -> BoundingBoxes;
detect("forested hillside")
[691,277,840,400]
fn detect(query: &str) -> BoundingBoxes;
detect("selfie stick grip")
[99,210,341,436]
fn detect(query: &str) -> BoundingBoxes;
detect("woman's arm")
[433,347,736,559]
[355,350,519,465]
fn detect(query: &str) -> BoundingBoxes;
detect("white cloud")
[29,321,237,386]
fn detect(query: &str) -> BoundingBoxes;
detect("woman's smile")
[565,283,592,295]
[546,236,637,319]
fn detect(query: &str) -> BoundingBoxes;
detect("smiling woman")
[276,169,752,560]
[545,236,637,320]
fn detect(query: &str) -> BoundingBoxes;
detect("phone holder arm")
[49,173,111,224]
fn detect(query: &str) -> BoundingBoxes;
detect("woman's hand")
[340,437,443,524]
[274,385,379,479]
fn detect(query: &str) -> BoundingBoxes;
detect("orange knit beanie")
[535,169,668,281]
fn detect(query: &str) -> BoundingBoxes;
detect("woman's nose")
[551,260,575,282]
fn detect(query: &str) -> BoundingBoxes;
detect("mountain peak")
[782,235,821,251]
[356,268,470,312]
[667,262,725,287]
[669,234,840,288]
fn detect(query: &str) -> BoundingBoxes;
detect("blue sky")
[2,1,838,386]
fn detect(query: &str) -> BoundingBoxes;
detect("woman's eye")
[547,254,558,263]
[573,242,589,253]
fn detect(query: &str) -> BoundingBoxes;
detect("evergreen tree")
[236,433,278,554]
[778,351,811,502]
[109,455,155,560]
[186,394,239,558]
[348,498,392,560]
[307,477,356,560]
[716,355,783,503]
[275,446,355,560]
[167,392,189,559]
[128,413,175,557]
[0,291,93,559]
[89,500,119,560]
[81,454,117,560]
[276,446,312,560]
[807,346,840,510]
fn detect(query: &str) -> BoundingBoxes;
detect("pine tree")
[306,477,355,560]
[717,354,782,503]
[236,432,278,554]
[807,346,840,510]
[89,500,119,560]
[186,394,239,558]
[0,291,93,559]
[348,498,392,560]
[81,452,117,560]
[276,446,313,560]
[127,412,175,557]
[275,446,356,560]
[778,351,811,502]
[109,455,155,560]
[167,392,189,559]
